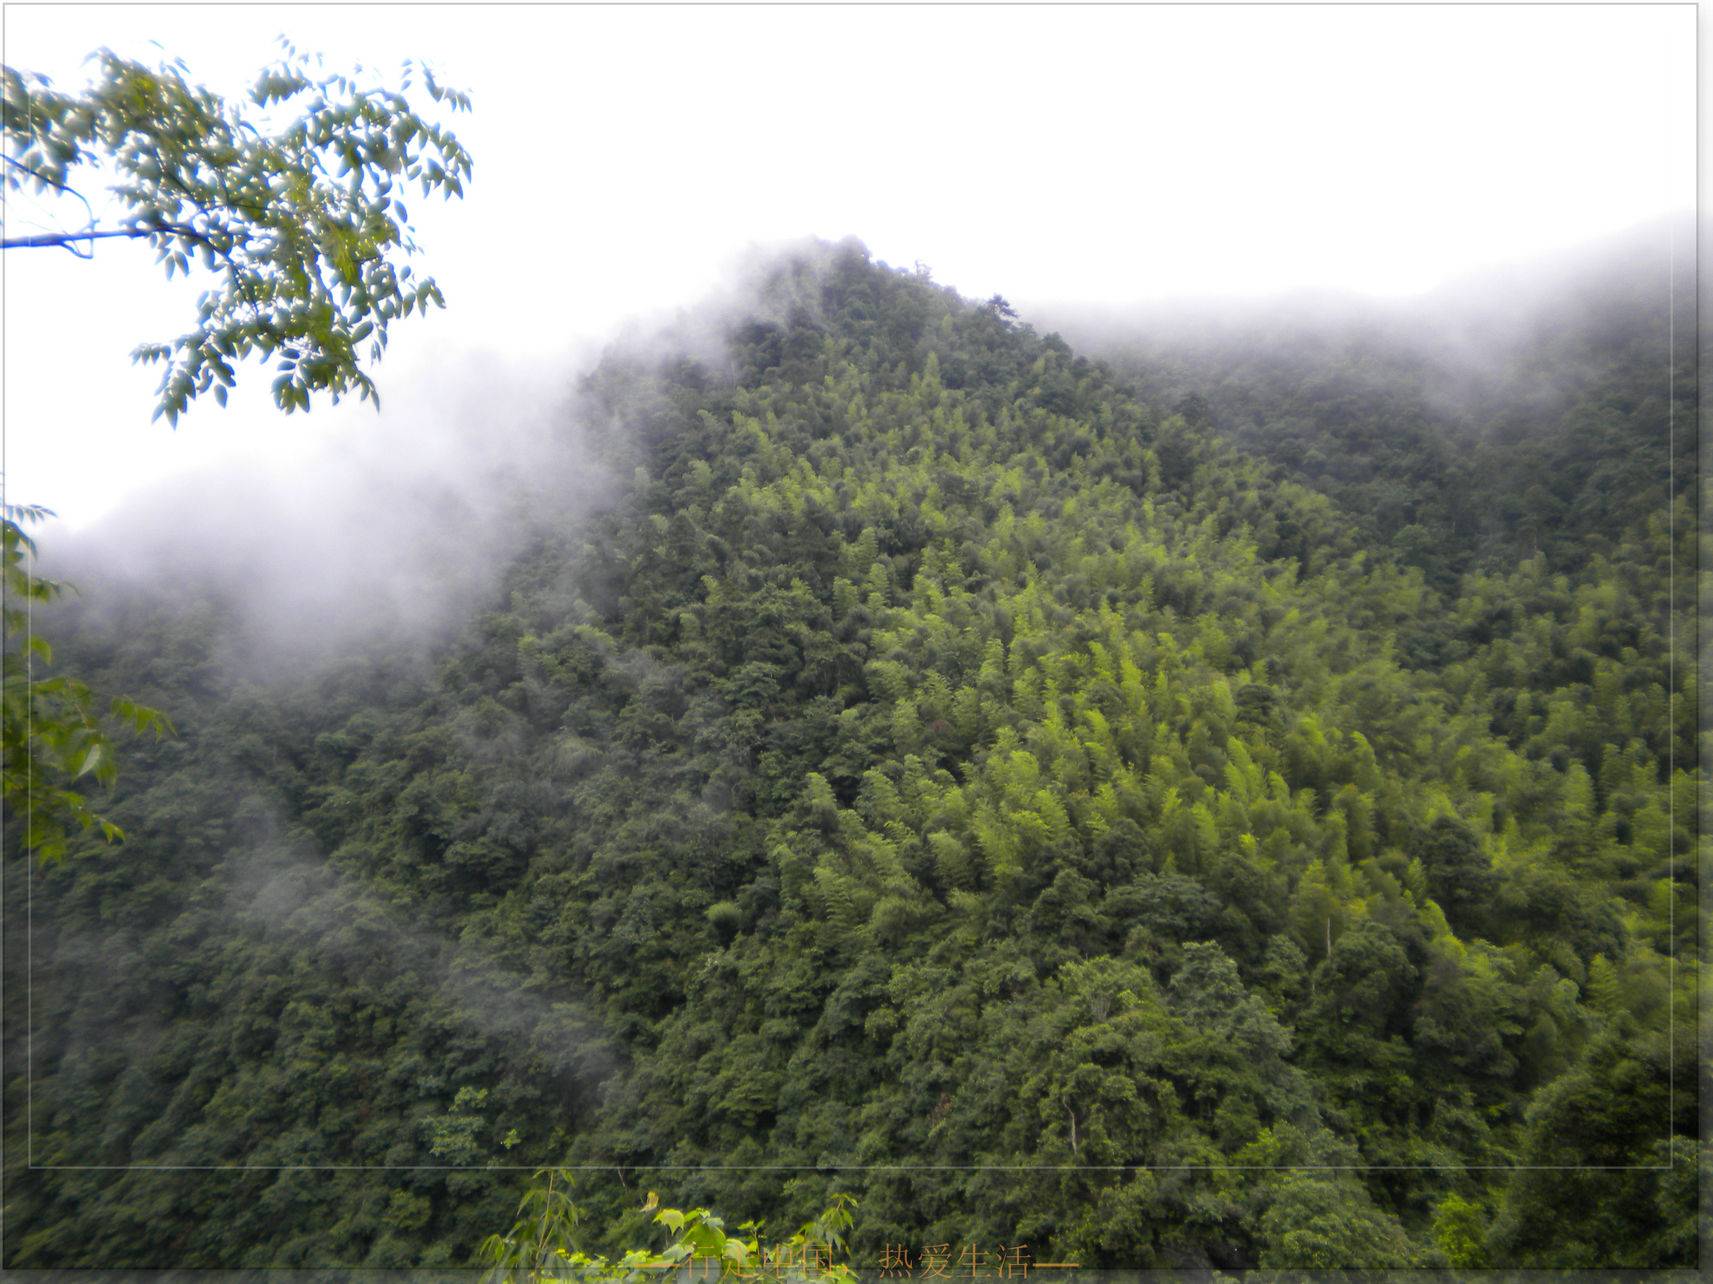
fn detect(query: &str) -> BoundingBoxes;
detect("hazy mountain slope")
[1035,215,1697,582]
[3,239,1698,1272]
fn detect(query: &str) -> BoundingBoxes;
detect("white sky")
[1,1,1699,531]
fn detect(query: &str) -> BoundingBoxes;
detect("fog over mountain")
[1029,213,1694,387]
[18,211,1695,713]
[34,351,592,683]
[32,238,885,686]
[4,2,1692,542]
[3,224,1698,1274]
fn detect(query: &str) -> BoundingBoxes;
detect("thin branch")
[1,221,210,251]
[2,152,88,200]
[2,227,145,250]
[3,155,98,256]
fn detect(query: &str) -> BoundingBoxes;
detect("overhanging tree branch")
[2,45,471,423]
[1,223,204,249]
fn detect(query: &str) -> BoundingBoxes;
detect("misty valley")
[2,228,1701,1274]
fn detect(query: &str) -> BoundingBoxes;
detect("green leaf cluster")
[3,42,471,422]
[478,1173,857,1284]
[2,503,170,862]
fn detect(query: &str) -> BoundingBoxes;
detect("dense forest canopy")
[2,225,1701,1274]
[1034,215,1696,587]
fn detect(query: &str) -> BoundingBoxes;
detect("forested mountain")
[2,232,1701,1273]
[1038,216,1698,590]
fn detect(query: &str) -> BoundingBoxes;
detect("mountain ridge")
[3,233,1698,1272]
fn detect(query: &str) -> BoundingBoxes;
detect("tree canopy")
[2,41,472,422]
[2,232,1697,1271]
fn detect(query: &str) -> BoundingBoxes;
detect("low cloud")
[39,344,615,686]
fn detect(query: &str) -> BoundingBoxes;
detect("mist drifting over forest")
[37,214,1695,685]
[3,211,1699,1274]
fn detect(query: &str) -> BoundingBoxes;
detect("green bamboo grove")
[3,234,1700,1272]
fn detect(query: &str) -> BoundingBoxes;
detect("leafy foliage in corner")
[2,42,472,422]
[479,1172,857,1283]
[1,503,170,862]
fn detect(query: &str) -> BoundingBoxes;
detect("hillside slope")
[3,239,1699,1272]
